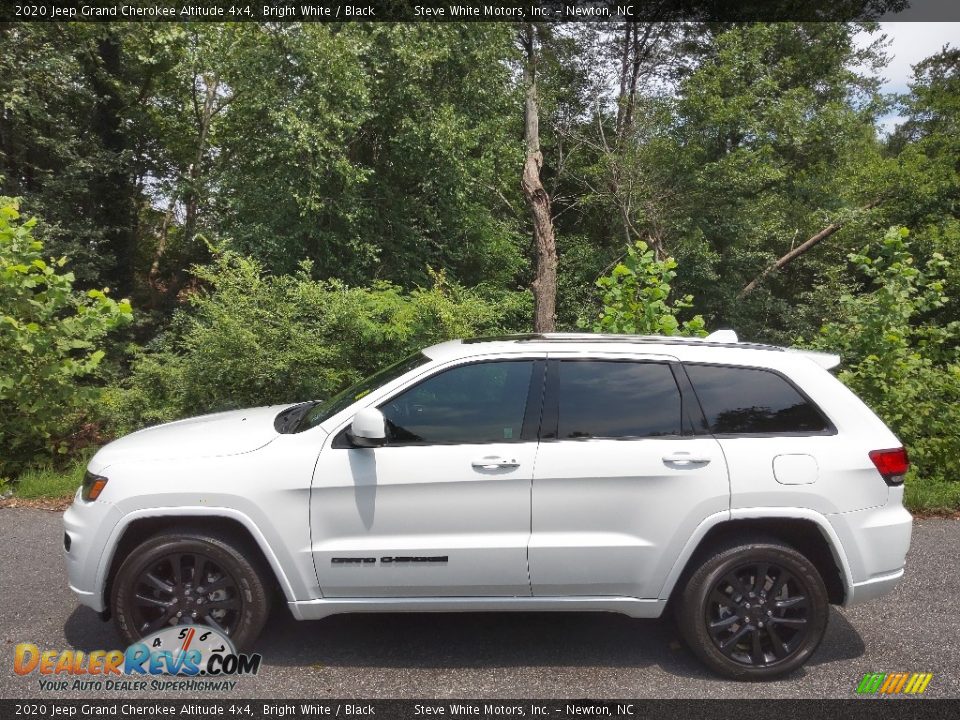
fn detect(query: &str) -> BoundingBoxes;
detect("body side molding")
[288,596,667,621]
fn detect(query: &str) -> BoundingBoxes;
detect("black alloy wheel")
[705,562,812,667]
[675,538,829,680]
[111,531,271,650]
[128,551,242,636]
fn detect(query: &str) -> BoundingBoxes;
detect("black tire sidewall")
[677,542,829,680]
[111,532,270,651]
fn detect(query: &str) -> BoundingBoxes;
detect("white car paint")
[64,332,912,621]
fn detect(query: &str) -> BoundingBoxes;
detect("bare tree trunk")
[150,71,221,307]
[607,21,670,258]
[614,22,658,147]
[621,23,646,139]
[148,194,178,286]
[738,198,882,299]
[182,72,220,248]
[615,24,632,140]
[521,24,558,333]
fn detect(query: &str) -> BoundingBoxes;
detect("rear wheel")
[111,531,270,650]
[675,538,829,680]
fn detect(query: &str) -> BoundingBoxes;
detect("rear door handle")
[662,452,711,467]
[472,456,520,470]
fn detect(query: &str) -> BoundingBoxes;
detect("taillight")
[869,447,909,486]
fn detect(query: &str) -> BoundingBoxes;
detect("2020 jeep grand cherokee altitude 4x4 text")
[64,331,912,679]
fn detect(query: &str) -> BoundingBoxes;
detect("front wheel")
[675,538,829,680]
[111,531,271,650]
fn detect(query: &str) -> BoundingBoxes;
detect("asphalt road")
[1,507,957,699]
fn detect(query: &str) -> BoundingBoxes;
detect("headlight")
[81,471,109,501]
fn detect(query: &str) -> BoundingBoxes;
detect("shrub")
[0,198,132,475]
[808,226,960,509]
[583,241,707,336]
[105,251,530,434]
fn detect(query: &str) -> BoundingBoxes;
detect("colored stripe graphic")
[908,673,933,694]
[857,673,885,694]
[857,672,932,695]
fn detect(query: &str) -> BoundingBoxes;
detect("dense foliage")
[2,21,959,508]
[0,198,131,476]
[104,252,529,435]
[808,227,960,509]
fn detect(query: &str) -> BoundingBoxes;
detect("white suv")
[63,332,913,679]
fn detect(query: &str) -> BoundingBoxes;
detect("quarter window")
[380,361,534,445]
[685,364,829,434]
[557,361,683,439]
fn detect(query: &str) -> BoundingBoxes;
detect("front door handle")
[662,452,711,467]
[472,456,520,470]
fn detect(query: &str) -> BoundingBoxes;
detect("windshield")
[295,352,431,432]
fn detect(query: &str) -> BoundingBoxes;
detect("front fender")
[93,506,303,612]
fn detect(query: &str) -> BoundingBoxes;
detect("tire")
[111,530,271,651]
[675,537,829,680]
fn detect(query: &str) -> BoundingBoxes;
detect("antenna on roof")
[705,329,738,343]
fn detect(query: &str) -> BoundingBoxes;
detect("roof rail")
[462,331,783,352]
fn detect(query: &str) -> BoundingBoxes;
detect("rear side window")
[685,364,830,435]
[557,361,682,439]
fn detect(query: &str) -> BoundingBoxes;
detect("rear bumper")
[850,568,905,604]
[827,487,913,606]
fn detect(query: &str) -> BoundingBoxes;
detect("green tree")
[214,24,525,289]
[591,23,891,341]
[2,24,529,307]
[354,24,525,288]
[887,47,960,224]
[884,49,960,329]
[0,24,173,298]
[808,227,960,510]
[0,198,132,475]
[583,241,706,336]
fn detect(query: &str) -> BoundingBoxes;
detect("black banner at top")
[4,0,959,23]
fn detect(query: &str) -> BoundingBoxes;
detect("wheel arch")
[660,509,852,606]
[97,508,298,618]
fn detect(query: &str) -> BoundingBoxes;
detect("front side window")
[557,360,683,439]
[297,352,431,432]
[685,364,830,435]
[380,361,535,445]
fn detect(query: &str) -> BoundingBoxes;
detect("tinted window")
[298,352,430,431]
[685,364,829,434]
[381,361,534,444]
[557,361,682,439]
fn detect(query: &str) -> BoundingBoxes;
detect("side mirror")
[349,408,387,448]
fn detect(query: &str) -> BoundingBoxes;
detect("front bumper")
[63,489,123,613]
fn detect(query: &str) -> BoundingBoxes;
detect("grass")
[11,457,87,500]
[904,474,960,515]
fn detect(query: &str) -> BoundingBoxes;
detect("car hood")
[92,405,287,467]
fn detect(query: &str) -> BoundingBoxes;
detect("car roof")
[422,332,841,370]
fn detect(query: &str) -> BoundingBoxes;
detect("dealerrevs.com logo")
[13,625,261,692]
[856,672,934,696]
